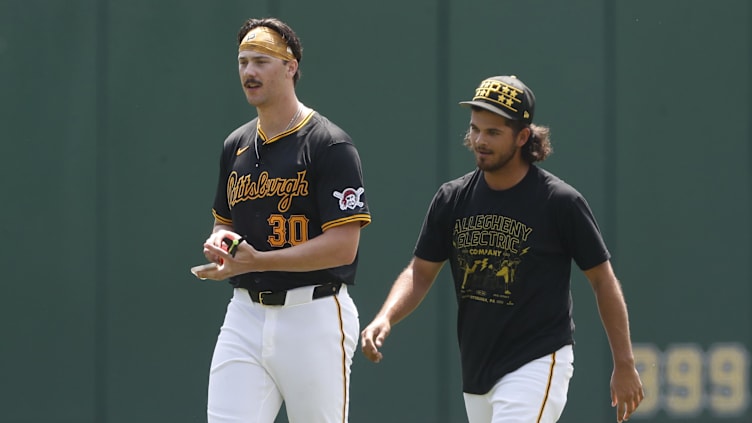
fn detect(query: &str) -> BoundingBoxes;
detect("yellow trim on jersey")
[257,109,315,144]
[536,351,557,423]
[212,209,233,226]
[322,214,371,231]
[213,210,368,232]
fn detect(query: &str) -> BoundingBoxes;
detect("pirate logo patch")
[333,187,365,211]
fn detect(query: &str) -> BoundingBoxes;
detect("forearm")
[593,280,636,367]
[217,222,361,273]
[588,265,645,420]
[254,229,359,272]
[212,222,233,233]
[377,259,439,326]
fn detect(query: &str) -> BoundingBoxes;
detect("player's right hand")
[361,317,391,363]
[203,230,235,265]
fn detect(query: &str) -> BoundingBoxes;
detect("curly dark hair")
[463,108,553,163]
[237,17,303,84]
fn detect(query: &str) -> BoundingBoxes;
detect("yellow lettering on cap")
[473,79,523,113]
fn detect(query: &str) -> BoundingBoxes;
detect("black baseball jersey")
[211,111,371,292]
[414,165,609,394]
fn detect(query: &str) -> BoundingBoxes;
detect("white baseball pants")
[463,344,574,423]
[207,285,359,423]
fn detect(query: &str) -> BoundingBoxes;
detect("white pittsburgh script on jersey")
[333,187,365,211]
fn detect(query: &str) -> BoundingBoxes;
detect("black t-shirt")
[414,165,609,394]
[211,111,371,291]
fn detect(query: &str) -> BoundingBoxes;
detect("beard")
[475,146,518,172]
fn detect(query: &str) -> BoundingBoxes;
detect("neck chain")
[283,104,304,133]
[254,103,304,164]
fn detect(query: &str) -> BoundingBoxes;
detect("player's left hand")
[610,364,644,422]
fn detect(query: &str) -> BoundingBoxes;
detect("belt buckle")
[258,291,273,305]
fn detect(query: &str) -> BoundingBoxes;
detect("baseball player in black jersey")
[193,17,370,423]
[361,75,643,422]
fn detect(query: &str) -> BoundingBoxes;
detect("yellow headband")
[239,26,295,61]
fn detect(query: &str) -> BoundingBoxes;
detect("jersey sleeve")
[413,183,454,262]
[211,131,243,226]
[211,154,232,225]
[314,140,371,231]
[558,193,611,270]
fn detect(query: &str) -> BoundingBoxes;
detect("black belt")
[247,282,342,306]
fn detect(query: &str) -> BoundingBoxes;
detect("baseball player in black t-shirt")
[361,75,643,422]
[192,18,370,423]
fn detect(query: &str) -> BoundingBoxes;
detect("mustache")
[243,78,262,87]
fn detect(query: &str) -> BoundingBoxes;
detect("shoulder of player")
[533,165,587,204]
[432,169,480,200]
[220,119,257,151]
[305,112,354,147]
[223,119,256,143]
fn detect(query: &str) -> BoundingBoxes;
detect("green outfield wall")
[1,0,750,422]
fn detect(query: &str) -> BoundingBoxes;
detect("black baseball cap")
[459,75,535,124]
